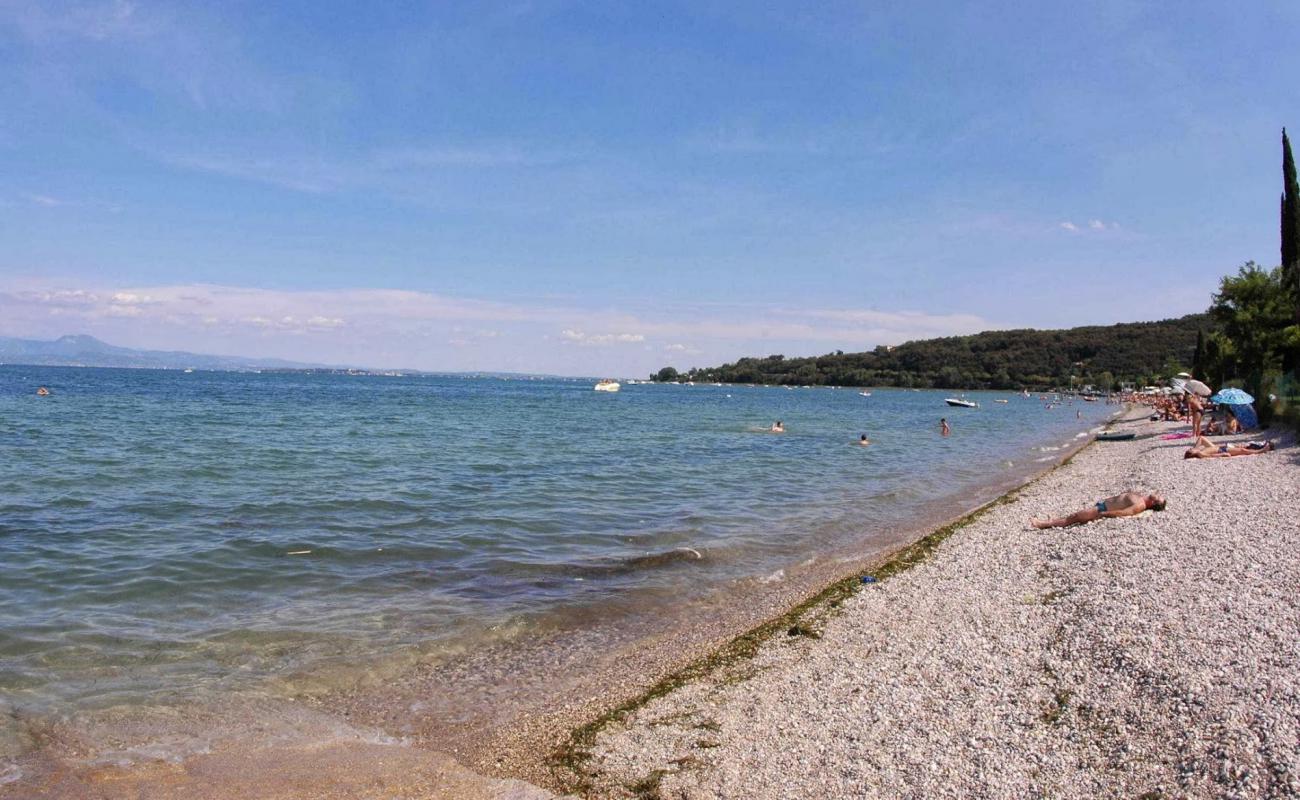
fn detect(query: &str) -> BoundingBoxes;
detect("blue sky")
[2,1,1298,374]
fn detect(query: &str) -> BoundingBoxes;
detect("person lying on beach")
[1183,436,1274,459]
[1030,491,1166,529]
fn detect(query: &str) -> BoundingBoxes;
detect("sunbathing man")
[1183,436,1274,458]
[1031,491,1166,529]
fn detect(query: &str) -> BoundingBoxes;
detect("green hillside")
[655,314,1212,391]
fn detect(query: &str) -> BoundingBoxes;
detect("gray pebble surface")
[575,414,1300,799]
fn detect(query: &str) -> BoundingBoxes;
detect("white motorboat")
[858,391,872,397]
[594,379,621,392]
[944,397,979,408]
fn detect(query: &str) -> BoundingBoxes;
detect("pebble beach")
[6,408,1297,800]
[557,409,1300,799]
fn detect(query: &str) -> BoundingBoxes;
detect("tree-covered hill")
[654,313,1212,391]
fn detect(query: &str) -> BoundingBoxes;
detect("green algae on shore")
[549,441,1096,795]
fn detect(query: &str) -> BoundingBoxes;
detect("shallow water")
[0,368,1113,716]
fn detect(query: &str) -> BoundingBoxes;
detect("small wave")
[1075,432,1088,439]
[555,546,706,579]
[758,569,785,584]
[0,766,21,785]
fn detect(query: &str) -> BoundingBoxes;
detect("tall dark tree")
[1283,129,1300,326]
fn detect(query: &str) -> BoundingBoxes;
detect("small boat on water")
[994,399,1009,403]
[944,397,979,408]
[859,391,872,397]
[594,379,621,392]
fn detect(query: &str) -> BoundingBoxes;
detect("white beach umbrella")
[1183,379,1212,396]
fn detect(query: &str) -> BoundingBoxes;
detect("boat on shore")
[594,379,621,392]
[1096,431,1136,441]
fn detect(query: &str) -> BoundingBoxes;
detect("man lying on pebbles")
[1030,490,1166,529]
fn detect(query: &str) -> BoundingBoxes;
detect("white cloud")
[559,329,646,346]
[1060,219,1119,234]
[0,281,997,373]
[28,193,61,207]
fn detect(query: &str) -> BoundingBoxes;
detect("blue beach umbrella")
[1210,387,1254,405]
[1227,403,1259,430]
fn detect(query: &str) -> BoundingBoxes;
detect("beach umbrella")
[1228,403,1259,430]
[1182,379,1212,396]
[1210,387,1254,405]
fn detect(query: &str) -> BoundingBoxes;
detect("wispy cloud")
[3,0,153,44]
[0,281,996,373]
[1060,219,1119,234]
[558,329,646,346]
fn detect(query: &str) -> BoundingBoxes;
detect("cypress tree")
[1282,129,1300,324]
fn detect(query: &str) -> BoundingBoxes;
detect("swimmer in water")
[858,434,870,446]
[770,421,785,433]
[940,418,950,436]
[36,386,50,396]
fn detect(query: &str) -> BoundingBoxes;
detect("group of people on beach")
[1031,392,1277,529]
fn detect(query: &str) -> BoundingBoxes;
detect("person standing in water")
[940,418,950,436]
[858,434,870,446]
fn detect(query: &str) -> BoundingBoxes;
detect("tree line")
[653,315,1208,391]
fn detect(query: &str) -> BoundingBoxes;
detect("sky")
[2,0,1299,375]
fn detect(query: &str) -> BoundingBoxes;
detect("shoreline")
[0,406,1125,799]
[538,412,1113,796]
[318,407,1115,788]
[560,409,1299,798]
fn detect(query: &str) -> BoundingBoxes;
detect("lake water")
[0,367,1114,719]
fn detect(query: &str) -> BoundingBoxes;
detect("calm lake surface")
[0,367,1114,716]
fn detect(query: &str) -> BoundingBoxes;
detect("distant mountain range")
[0,334,324,371]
